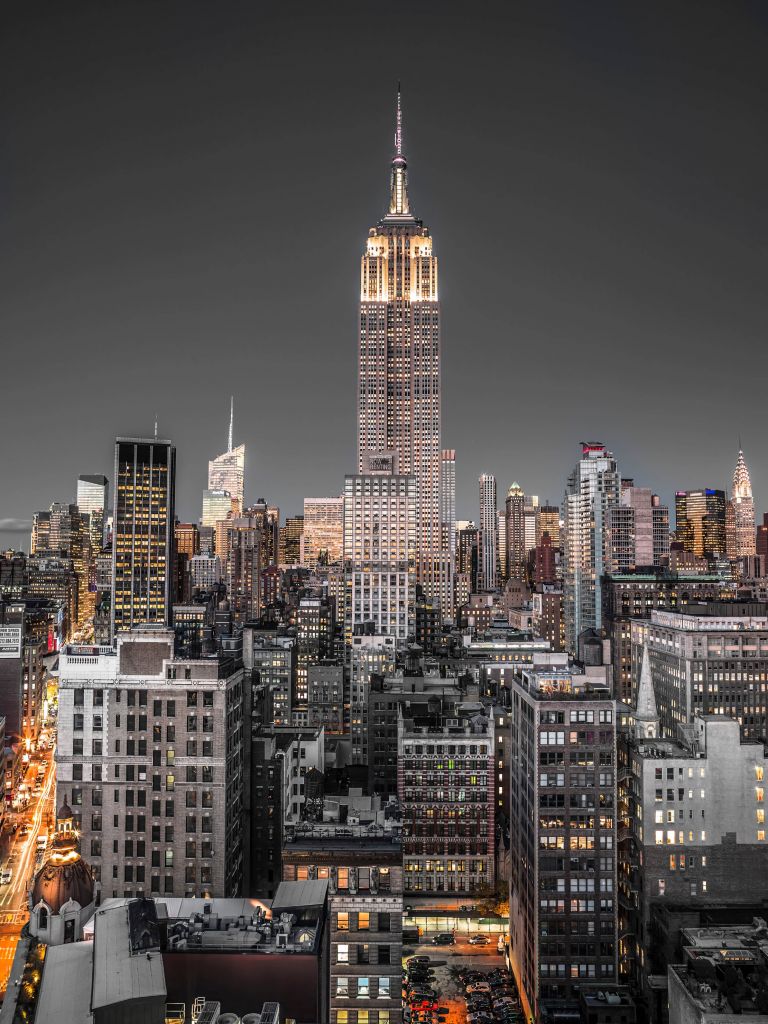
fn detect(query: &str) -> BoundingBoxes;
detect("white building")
[343,468,415,646]
[562,442,621,652]
[189,554,222,591]
[56,627,244,901]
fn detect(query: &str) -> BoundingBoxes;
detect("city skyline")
[2,2,767,547]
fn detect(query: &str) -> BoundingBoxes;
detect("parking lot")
[404,932,513,1024]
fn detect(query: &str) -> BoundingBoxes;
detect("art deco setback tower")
[357,90,441,602]
[726,447,756,559]
[111,437,176,636]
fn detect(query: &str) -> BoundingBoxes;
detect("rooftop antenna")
[395,81,402,157]
[154,415,158,439]
[228,396,234,453]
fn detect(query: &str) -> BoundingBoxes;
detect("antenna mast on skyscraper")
[395,81,402,156]
[228,396,234,453]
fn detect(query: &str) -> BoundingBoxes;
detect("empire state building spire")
[388,84,411,218]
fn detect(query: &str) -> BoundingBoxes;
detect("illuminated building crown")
[733,448,753,500]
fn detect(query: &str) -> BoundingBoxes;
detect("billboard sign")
[0,626,22,659]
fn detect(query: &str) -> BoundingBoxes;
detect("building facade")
[631,604,768,742]
[605,487,669,573]
[398,697,495,896]
[112,438,176,636]
[56,627,244,900]
[440,449,456,620]
[478,474,498,591]
[304,497,345,567]
[508,658,618,1023]
[562,443,621,653]
[283,833,404,1024]
[675,489,726,559]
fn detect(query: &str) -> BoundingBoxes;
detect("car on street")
[466,982,491,994]
[469,934,491,945]
[431,933,455,945]
[0,868,12,885]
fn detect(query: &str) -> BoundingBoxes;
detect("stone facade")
[56,628,244,900]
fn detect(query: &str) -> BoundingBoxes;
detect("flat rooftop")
[35,942,94,1024]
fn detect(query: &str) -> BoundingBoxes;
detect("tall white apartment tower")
[562,442,621,653]
[478,473,498,591]
[357,89,441,604]
[439,449,456,619]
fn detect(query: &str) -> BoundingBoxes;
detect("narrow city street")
[0,735,56,996]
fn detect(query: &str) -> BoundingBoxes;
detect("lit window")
[337,944,349,963]
[338,912,349,930]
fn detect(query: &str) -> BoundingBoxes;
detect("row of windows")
[335,977,392,998]
[336,942,392,963]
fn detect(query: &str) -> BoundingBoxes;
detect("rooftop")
[89,885,329,960]
[35,942,94,1024]
[669,918,768,1018]
[91,900,166,1010]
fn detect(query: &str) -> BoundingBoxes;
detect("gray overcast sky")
[1,1,767,550]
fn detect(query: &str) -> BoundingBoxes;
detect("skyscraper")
[76,474,108,550]
[605,486,669,572]
[505,482,526,582]
[201,489,234,531]
[478,473,498,591]
[357,89,441,603]
[111,437,176,636]
[675,488,726,558]
[562,442,620,652]
[726,447,756,559]
[440,449,456,617]
[207,398,245,513]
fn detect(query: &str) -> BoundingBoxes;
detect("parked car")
[0,868,12,885]
[469,934,491,945]
[467,982,492,994]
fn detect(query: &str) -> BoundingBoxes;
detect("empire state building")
[357,90,442,601]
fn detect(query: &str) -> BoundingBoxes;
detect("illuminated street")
[0,737,56,996]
